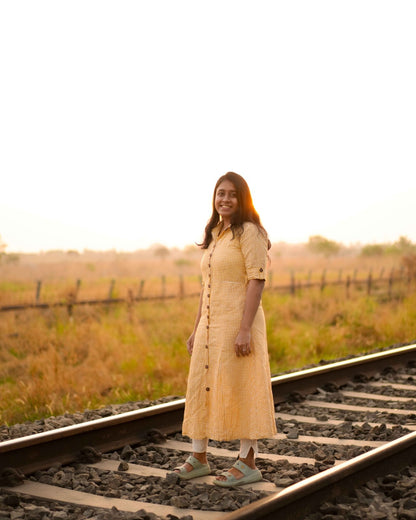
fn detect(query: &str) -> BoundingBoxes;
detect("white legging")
[192,438,258,459]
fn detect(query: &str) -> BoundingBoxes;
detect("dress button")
[205,345,208,349]
[205,365,209,369]
[206,387,210,391]
[259,268,264,272]
[206,325,209,329]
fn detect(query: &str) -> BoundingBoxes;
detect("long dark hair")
[199,172,270,249]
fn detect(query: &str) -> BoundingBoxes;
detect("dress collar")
[213,222,232,239]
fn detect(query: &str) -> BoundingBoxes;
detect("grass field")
[0,249,415,425]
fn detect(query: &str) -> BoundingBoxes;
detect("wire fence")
[1,266,415,316]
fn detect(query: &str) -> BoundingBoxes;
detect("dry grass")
[1,250,415,425]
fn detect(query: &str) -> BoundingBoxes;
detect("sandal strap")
[232,459,254,475]
[174,455,208,473]
[185,455,203,469]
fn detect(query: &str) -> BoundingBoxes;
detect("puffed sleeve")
[239,222,268,281]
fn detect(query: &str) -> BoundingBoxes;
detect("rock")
[286,428,299,439]
[170,496,189,509]
[398,510,416,520]
[10,512,25,520]
[165,472,181,485]
[274,477,293,487]
[403,498,416,509]
[3,494,20,507]
[146,429,167,444]
[77,446,102,463]
[121,445,135,460]
[0,468,25,487]
[314,449,327,461]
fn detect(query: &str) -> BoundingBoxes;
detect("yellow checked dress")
[182,222,277,441]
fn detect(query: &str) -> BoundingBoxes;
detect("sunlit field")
[1,245,415,425]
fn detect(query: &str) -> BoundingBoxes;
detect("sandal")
[173,455,211,480]
[214,459,262,487]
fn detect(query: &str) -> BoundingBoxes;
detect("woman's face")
[215,179,238,225]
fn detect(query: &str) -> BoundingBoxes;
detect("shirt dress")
[182,221,277,441]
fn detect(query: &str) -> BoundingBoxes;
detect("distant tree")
[152,244,170,260]
[386,236,416,255]
[4,253,19,265]
[307,235,341,257]
[361,236,416,257]
[175,258,192,268]
[360,244,385,257]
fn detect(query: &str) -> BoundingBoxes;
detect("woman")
[175,172,277,487]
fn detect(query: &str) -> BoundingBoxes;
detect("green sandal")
[214,459,262,487]
[173,455,211,480]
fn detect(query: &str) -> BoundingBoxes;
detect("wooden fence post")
[108,279,115,300]
[127,288,134,322]
[161,275,166,298]
[290,271,296,295]
[75,279,81,298]
[388,268,394,299]
[179,274,184,298]
[320,269,326,293]
[138,280,145,299]
[67,279,81,318]
[35,280,42,303]
[346,275,351,299]
[367,270,373,296]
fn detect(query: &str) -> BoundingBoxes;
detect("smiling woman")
[175,172,277,487]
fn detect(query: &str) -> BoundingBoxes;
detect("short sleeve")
[239,222,268,281]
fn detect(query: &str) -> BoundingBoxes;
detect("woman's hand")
[186,333,195,355]
[235,329,251,357]
[235,279,264,357]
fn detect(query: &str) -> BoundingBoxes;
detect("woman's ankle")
[193,451,208,464]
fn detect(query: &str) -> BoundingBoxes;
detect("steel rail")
[271,342,416,402]
[0,400,185,474]
[222,430,416,520]
[1,343,415,475]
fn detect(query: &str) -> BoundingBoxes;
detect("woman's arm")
[235,279,265,357]
[186,289,204,355]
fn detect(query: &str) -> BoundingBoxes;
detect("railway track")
[1,343,416,519]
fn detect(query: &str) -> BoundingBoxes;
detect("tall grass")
[1,283,415,425]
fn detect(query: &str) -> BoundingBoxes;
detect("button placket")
[205,241,216,392]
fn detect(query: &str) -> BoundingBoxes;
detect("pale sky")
[1,1,415,253]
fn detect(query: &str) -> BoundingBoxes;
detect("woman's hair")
[199,172,270,249]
